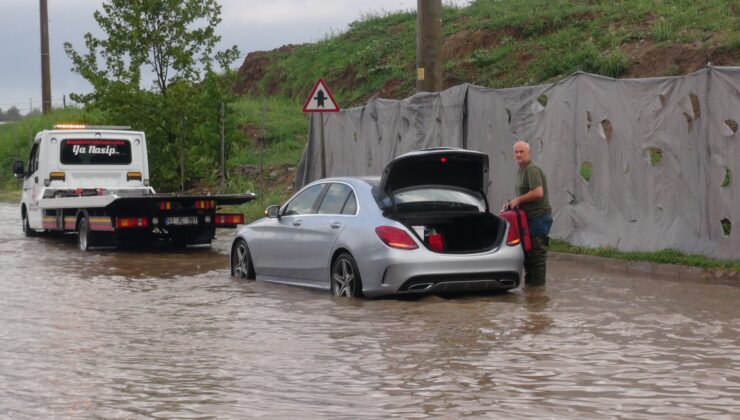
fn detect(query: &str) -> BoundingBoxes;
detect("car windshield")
[379,187,485,212]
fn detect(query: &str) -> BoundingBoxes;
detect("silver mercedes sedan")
[230,148,524,298]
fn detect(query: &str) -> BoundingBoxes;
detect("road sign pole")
[320,114,326,178]
[220,101,225,192]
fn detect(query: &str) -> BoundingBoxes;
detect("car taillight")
[506,223,521,246]
[375,226,418,250]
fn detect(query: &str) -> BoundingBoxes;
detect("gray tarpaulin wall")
[295,67,740,260]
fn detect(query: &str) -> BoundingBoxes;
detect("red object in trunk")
[427,233,444,252]
[499,208,532,252]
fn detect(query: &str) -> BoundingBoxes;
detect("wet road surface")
[0,202,738,418]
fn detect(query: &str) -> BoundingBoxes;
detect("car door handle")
[293,220,302,227]
[330,222,341,229]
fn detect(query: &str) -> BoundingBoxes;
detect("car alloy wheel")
[232,239,254,279]
[331,253,362,297]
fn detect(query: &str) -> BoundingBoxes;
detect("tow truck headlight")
[152,217,159,225]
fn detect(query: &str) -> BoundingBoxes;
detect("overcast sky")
[0,0,470,115]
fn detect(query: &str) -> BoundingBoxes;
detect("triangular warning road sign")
[302,79,340,112]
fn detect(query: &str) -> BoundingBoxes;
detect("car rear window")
[60,139,132,165]
[341,192,357,215]
[381,187,485,212]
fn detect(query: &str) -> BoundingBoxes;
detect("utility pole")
[40,0,52,114]
[220,101,225,192]
[179,115,185,194]
[259,97,267,206]
[416,0,443,93]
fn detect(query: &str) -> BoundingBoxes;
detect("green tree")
[5,106,21,121]
[64,0,240,190]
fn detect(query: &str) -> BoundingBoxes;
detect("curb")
[549,252,739,287]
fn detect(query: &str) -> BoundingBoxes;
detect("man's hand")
[502,199,514,211]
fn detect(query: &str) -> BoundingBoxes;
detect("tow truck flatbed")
[38,192,255,210]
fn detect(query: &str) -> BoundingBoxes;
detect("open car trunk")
[395,211,506,254]
[379,148,503,254]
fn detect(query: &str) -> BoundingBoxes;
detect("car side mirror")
[12,160,25,178]
[265,205,281,218]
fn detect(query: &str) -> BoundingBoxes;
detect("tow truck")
[12,124,255,251]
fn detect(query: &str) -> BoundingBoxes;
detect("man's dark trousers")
[525,213,553,286]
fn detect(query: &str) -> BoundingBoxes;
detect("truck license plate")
[165,216,198,225]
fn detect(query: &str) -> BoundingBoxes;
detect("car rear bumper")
[360,244,525,298]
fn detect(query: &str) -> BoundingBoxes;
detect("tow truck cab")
[15,125,151,231]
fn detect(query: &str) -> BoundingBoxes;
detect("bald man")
[503,141,552,286]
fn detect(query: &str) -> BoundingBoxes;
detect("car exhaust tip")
[499,279,516,287]
[407,283,434,291]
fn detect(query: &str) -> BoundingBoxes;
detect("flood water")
[0,201,738,419]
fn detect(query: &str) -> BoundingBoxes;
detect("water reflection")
[519,286,553,336]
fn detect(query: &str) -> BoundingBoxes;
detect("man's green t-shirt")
[516,161,551,218]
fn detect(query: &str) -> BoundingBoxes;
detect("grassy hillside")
[225,96,309,220]
[235,0,739,106]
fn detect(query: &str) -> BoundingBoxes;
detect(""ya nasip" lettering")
[72,144,118,156]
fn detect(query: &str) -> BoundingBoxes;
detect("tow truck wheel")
[22,211,36,237]
[78,217,94,252]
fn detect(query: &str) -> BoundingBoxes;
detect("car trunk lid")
[379,148,489,201]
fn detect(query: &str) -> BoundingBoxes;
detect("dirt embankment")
[234,44,302,97]
[233,27,739,100]
[621,40,738,78]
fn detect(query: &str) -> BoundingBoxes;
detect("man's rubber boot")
[525,236,547,286]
